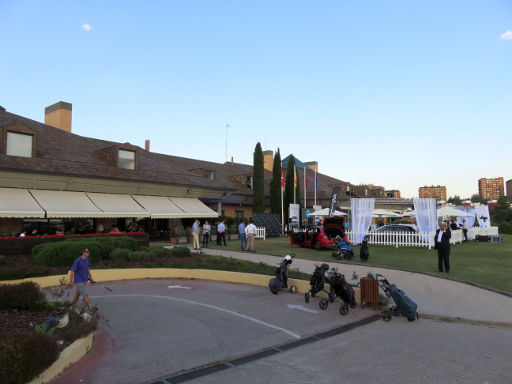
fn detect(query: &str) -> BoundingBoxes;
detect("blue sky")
[1,0,511,199]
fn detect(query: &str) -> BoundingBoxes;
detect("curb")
[27,332,94,384]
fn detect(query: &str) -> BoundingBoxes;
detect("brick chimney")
[145,140,150,152]
[305,161,318,172]
[45,101,72,132]
[263,150,273,172]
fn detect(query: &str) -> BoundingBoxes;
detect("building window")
[6,131,33,157]
[118,149,135,169]
[235,210,244,218]
[204,170,215,180]
[247,176,253,189]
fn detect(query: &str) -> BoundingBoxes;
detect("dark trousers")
[437,247,450,272]
[216,233,221,245]
[203,233,209,248]
[463,229,468,242]
[221,232,226,245]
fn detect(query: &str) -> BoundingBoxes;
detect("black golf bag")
[371,273,418,322]
[304,263,330,303]
[331,272,357,308]
[360,237,369,262]
[269,255,296,295]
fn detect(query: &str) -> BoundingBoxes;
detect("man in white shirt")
[202,220,211,248]
[245,220,257,252]
[217,220,226,246]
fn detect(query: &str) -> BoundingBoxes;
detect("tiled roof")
[0,108,351,200]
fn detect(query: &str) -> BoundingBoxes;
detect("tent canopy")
[373,209,402,218]
[309,207,346,216]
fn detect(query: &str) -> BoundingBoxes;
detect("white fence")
[346,226,499,249]
[256,227,266,240]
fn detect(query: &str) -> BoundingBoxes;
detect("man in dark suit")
[434,222,451,272]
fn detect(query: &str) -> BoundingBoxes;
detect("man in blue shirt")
[217,220,227,246]
[238,220,247,251]
[69,248,94,310]
[192,219,201,250]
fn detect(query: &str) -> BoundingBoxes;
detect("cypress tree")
[295,166,302,211]
[270,148,282,214]
[252,142,265,213]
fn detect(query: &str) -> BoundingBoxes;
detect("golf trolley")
[269,254,297,295]
[371,273,418,322]
[331,236,354,260]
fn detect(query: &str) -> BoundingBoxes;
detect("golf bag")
[304,263,330,303]
[269,254,296,295]
[371,273,418,322]
[315,267,356,315]
[360,236,369,262]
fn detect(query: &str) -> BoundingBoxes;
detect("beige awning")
[30,189,105,218]
[131,195,185,218]
[0,188,45,218]
[86,193,150,218]
[170,197,218,218]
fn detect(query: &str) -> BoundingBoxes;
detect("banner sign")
[328,187,340,217]
[289,203,300,229]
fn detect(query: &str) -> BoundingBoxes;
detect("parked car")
[372,224,418,234]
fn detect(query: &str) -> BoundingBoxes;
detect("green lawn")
[208,235,512,293]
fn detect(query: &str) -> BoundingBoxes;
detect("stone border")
[27,332,94,384]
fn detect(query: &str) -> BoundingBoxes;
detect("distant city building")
[384,190,401,198]
[506,179,512,197]
[478,177,504,200]
[419,185,447,201]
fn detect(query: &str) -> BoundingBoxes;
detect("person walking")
[245,219,257,252]
[238,220,247,251]
[192,219,201,250]
[217,220,226,246]
[434,222,451,273]
[69,248,94,310]
[202,220,211,248]
[462,219,468,242]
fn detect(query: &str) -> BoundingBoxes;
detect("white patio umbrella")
[437,206,474,218]
[372,209,402,218]
[309,207,346,216]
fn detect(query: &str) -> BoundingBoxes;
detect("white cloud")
[500,30,512,40]
[81,24,92,32]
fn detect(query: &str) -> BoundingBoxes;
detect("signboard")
[313,204,322,225]
[289,203,300,229]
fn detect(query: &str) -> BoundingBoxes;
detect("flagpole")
[314,169,317,206]
[294,164,296,205]
[304,166,306,209]
[281,163,284,235]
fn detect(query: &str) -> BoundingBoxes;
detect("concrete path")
[172,246,512,324]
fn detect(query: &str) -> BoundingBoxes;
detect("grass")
[206,235,512,293]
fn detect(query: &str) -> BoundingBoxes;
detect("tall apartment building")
[506,179,512,197]
[419,185,446,201]
[478,177,504,200]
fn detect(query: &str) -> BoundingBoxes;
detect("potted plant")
[228,224,239,240]
[170,229,178,244]
[176,226,188,244]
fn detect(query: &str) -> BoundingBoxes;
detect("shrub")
[172,246,191,257]
[129,250,154,262]
[0,255,5,266]
[228,224,238,234]
[109,248,132,261]
[149,245,165,258]
[54,310,98,347]
[0,282,45,311]
[0,332,59,384]
[176,226,187,237]
[32,236,138,266]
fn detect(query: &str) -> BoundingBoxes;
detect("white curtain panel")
[350,198,375,243]
[456,206,475,228]
[474,205,491,227]
[413,198,437,235]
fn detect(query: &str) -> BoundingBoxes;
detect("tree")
[270,148,282,214]
[471,194,486,204]
[490,196,512,224]
[284,155,296,221]
[447,195,462,205]
[295,166,302,211]
[252,142,265,213]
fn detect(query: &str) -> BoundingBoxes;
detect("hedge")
[172,246,191,257]
[0,282,45,311]
[0,332,59,384]
[32,237,137,266]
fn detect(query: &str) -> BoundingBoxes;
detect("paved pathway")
[169,245,512,324]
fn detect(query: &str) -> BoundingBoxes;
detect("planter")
[210,235,217,241]
[170,237,178,244]
[229,234,239,240]
[177,236,188,244]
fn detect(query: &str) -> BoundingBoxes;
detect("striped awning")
[0,187,45,218]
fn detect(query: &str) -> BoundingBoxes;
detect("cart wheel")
[382,311,392,322]
[350,301,357,308]
[304,292,310,303]
[319,299,329,310]
[332,252,337,258]
[336,254,342,260]
[329,296,335,303]
[390,306,399,316]
[339,304,349,316]
[416,313,419,320]
[407,315,416,322]
[315,241,321,250]
[290,285,297,294]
